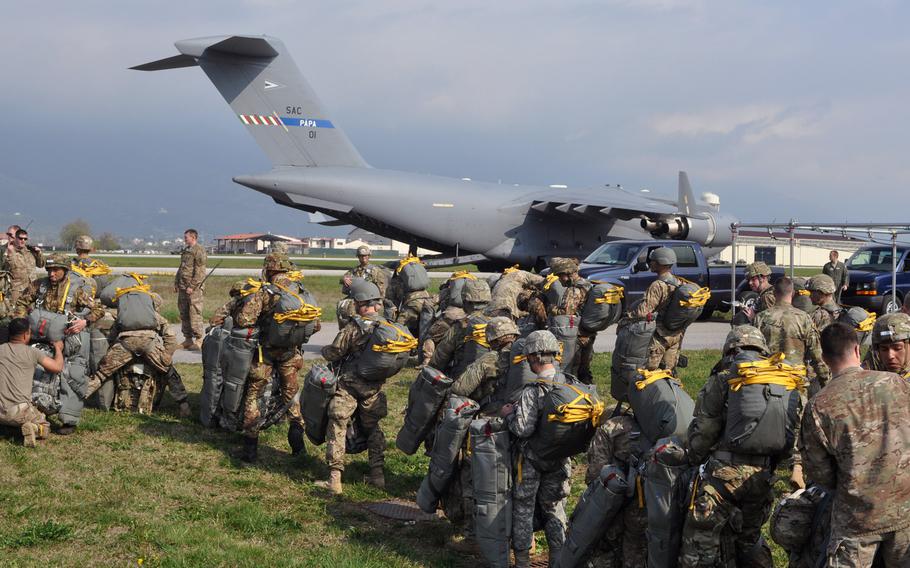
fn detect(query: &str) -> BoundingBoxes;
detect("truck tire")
[881,293,902,315]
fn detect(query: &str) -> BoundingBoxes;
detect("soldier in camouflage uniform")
[680,326,786,567]
[319,280,391,494]
[70,235,112,296]
[430,279,492,378]
[741,261,775,322]
[419,305,465,366]
[807,274,841,332]
[801,323,910,567]
[451,316,519,408]
[862,312,910,378]
[502,330,572,567]
[487,266,545,320]
[337,245,390,325]
[6,228,45,305]
[546,257,596,382]
[387,255,431,336]
[174,228,206,350]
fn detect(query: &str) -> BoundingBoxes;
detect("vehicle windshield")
[584,242,642,266]
[846,248,903,271]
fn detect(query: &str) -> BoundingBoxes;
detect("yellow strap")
[271,282,322,323]
[240,279,264,297]
[543,273,559,291]
[287,270,305,282]
[679,286,712,308]
[72,259,111,277]
[517,453,523,484]
[59,279,72,312]
[467,323,490,348]
[857,313,876,332]
[689,475,700,511]
[113,272,152,302]
[465,431,472,457]
[636,476,645,508]
[502,264,520,275]
[70,264,90,278]
[258,345,263,364]
[449,270,476,281]
[395,255,423,274]
[594,285,624,305]
[634,369,676,390]
[512,353,527,365]
[371,320,418,353]
[727,353,807,391]
[797,289,811,296]
[534,379,605,427]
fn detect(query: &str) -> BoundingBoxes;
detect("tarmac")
[107,267,479,278]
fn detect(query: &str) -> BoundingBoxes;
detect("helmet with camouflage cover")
[351,279,382,302]
[45,253,71,271]
[263,252,293,272]
[523,329,561,356]
[270,241,288,254]
[871,312,910,345]
[650,247,676,266]
[723,325,770,356]
[74,235,93,251]
[463,279,491,304]
[356,245,371,256]
[745,261,771,278]
[807,274,836,294]
[485,316,520,343]
[549,257,578,275]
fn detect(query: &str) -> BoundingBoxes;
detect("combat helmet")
[356,245,371,257]
[549,257,578,275]
[523,330,561,356]
[263,252,293,273]
[485,316,520,344]
[351,279,382,303]
[650,247,676,266]
[45,253,71,271]
[74,235,93,251]
[806,274,836,295]
[463,279,492,304]
[723,325,769,356]
[871,312,910,345]
[745,261,771,278]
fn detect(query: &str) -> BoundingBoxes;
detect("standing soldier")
[862,312,910,378]
[0,225,21,270]
[822,250,849,304]
[70,235,112,294]
[6,228,45,304]
[740,261,774,322]
[801,323,910,567]
[430,279,492,379]
[337,245,389,325]
[174,229,206,350]
[547,257,595,382]
[807,274,842,332]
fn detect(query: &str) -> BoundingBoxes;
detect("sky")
[1,1,908,245]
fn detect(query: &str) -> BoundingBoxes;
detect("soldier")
[740,261,774,322]
[862,312,910,377]
[318,280,392,494]
[419,305,465,367]
[807,274,842,332]
[388,254,432,336]
[174,228,206,350]
[487,266,545,321]
[681,326,797,567]
[800,323,910,567]
[430,279,492,378]
[546,257,596,382]
[450,316,519,408]
[822,250,849,304]
[70,235,112,294]
[13,253,105,434]
[501,330,572,567]
[6,228,45,304]
[0,225,20,270]
[340,245,388,298]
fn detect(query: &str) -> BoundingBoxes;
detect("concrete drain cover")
[530,555,550,567]
[363,499,441,522]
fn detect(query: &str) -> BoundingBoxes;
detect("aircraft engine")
[641,211,736,248]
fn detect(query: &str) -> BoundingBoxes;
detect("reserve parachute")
[264,281,321,348]
[579,282,624,333]
[628,369,695,446]
[527,377,604,461]
[662,278,710,331]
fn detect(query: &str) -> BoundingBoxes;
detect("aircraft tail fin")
[677,171,695,216]
[132,35,368,168]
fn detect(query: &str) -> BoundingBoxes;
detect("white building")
[717,230,865,267]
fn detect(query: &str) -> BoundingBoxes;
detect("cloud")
[649,103,828,144]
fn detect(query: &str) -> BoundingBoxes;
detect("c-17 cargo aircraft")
[134,35,737,270]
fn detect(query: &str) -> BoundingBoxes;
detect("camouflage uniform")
[419,306,465,365]
[340,263,388,299]
[585,413,648,567]
[6,245,44,304]
[488,269,544,320]
[429,311,491,378]
[322,313,389,473]
[755,285,776,314]
[388,276,431,335]
[754,303,830,388]
[546,265,595,381]
[450,318,518,407]
[174,242,206,342]
[860,312,910,378]
[800,366,910,567]
[623,272,685,371]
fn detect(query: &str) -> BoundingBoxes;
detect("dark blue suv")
[840,246,909,314]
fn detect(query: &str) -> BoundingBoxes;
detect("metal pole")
[789,220,795,279]
[892,231,898,312]
[731,226,738,320]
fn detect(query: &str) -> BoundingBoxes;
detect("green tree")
[59,219,92,250]
[96,232,120,251]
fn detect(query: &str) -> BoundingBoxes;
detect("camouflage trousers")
[242,348,303,438]
[177,288,204,341]
[679,457,775,568]
[827,529,910,567]
[512,454,571,553]
[0,402,49,443]
[574,332,596,384]
[325,376,388,472]
[646,328,685,371]
[94,335,188,403]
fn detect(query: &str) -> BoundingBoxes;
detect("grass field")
[0,351,792,567]
[95,256,477,273]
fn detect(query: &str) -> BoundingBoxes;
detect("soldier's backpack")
[416,396,481,513]
[100,273,144,307]
[643,437,694,568]
[355,318,417,382]
[67,269,96,298]
[770,485,832,565]
[497,337,537,403]
[99,273,158,331]
[724,352,805,455]
[439,271,477,309]
[263,282,321,348]
[627,369,695,446]
[448,314,492,379]
[396,366,454,455]
[662,278,710,331]
[199,319,231,427]
[579,282,624,333]
[28,309,70,343]
[302,362,338,445]
[549,314,580,372]
[527,377,604,461]
[470,417,513,568]
[395,256,430,293]
[610,317,656,402]
[542,274,565,307]
[217,328,260,431]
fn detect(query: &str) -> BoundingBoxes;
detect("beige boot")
[316,469,343,495]
[21,423,38,448]
[83,376,102,399]
[790,464,806,490]
[367,466,385,490]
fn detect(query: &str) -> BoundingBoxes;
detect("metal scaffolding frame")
[729,221,910,319]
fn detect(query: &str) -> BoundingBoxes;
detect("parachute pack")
[395,256,430,293]
[301,362,338,445]
[263,281,321,348]
[610,317,656,403]
[628,369,695,447]
[498,337,537,403]
[542,274,565,307]
[29,277,81,343]
[355,318,417,382]
[199,321,231,427]
[31,330,90,426]
[662,278,711,331]
[439,271,476,308]
[100,273,158,331]
[470,417,513,568]
[396,366,454,455]
[448,315,491,379]
[579,282,624,333]
[548,314,580,373]
[527,377,604,461]
[643,437,694,568]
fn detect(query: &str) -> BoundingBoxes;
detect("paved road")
[171,320,732,364]
[103,267,488,278]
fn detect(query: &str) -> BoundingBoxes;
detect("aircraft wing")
[513,186,679,220]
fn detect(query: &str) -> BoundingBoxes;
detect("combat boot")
[287,422,307,456]
[55,425,77,436]
[316,469,343,495]
[21,423,38,448]
[367,466,385,490]
[513,548,531,568]
[240,436,258,463]
[178,401,192,419]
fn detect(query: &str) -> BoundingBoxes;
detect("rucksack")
[610,318,656,402]
[395,256,430,293]
[724,352,805,455]
[549,314,580,372]
[557,464,630,568]
[302,363,338,445]
[643,437,695,568]
[662,278,710,331]
[355,318,417,382]
[440,271,477,308]
[416,395,480,513]
[199,320,230,427]
[396,366,454,455]
[469,417,513,568]
[527,376,604,461]
[542,274,565,307]
[263,281,321,348]
[627,369,695,447]
[579,282,624,333]
[108,275,157,331]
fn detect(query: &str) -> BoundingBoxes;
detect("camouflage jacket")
[755,285,776,314]
[507,368,571,468]
[627,273,679,321]
[7,246,44,290]
[754,303,830,385]
[14,275,103,322]
[450,345,511,402]
[340,263,388,298]
[810,300,842,332]
[216,273,302,329]
[321,312,383,363]
[174,243,207,290]
[425,306,466,344]
[489,270,545,318]
[429,312,490,372]
[800,366,910,536]
[547,277,591,317]
[586,413,637,483]
[861,349,910,378]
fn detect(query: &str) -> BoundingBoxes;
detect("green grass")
[0,353,791,566]
[95,255,477,273]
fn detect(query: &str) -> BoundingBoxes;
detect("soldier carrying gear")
[488,267,545,320]
[387,254,431,336]
[430,279,494,379]
[863,311,910,377]
[450,316,520,408]
[806,274,841,332]
[70,234,112,296]
[5,227,44,306]
[681,325,801,568]
[742,261,774,322]
[543,257,598,383]
[339,244,388,300]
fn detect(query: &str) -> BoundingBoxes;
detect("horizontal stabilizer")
[308,212,348,226]
[130,54,197,71]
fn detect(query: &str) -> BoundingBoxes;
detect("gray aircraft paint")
[134,35,737,267]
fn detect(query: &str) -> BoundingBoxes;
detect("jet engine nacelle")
[641,211,736,247]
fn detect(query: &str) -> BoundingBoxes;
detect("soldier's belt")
[713,450,772,468]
